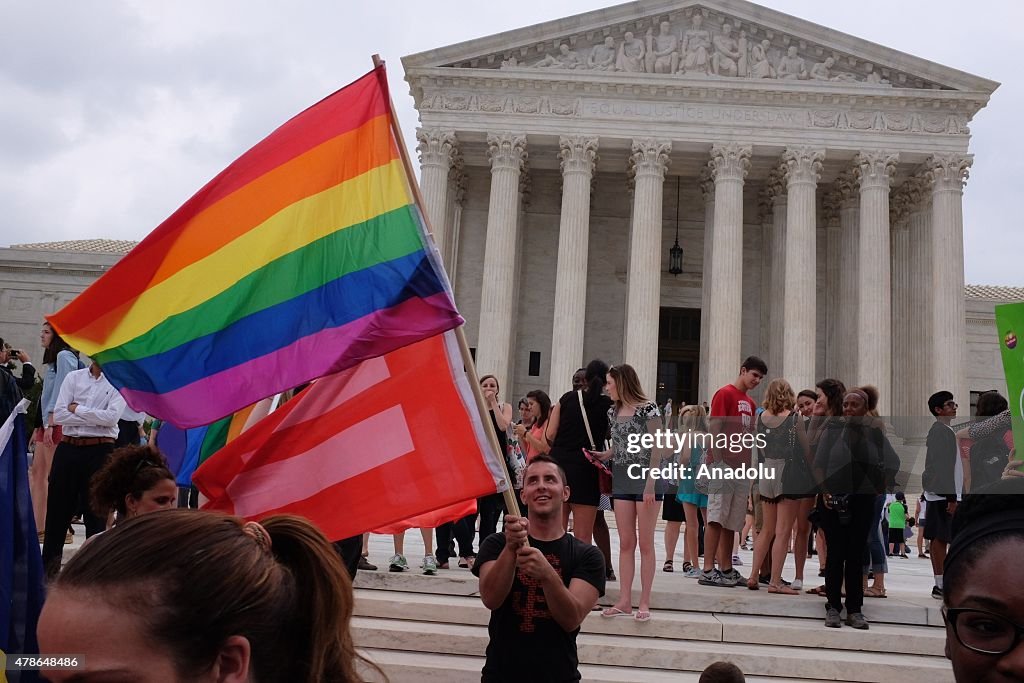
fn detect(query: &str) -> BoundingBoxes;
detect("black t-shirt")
[471,532,606,682]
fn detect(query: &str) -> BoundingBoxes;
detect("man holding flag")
[473,454,605,682]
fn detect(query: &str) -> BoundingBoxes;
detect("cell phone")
[583,448,611,473]
[9,350,21,357]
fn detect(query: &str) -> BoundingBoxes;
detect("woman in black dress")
[545,359,611,544]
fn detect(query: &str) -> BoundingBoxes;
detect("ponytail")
[262,516,381,682]
[53,509,384,683]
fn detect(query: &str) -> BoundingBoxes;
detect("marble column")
[549,135,598,398]
[705,143,752,395]
[444,166,466,284]
[768,168,787,379]
[781,147,824,390]
[904,174,933,416]
[889,187,913,419]
[928,153,973,416]
[854,151,898,413]
[835,171,860,386]
[822,189,843,380]
[624,138,671,395]
[757,185,774,376]
[477,133,527,392]
[698,169,715,402]
[416,128,459,262]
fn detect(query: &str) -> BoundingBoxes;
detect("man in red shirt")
[699,356,766,588]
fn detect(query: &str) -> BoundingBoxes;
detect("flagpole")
[371,55,522,519]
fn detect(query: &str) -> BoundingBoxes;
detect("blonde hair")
[678,404,708,432]
[607,364,648,408]
[762,378,795,414]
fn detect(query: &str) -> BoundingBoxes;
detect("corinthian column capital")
[558,135,599,177]
[854,150,899,190]
[783,147,825,187]
[709,143,752,182]
[416,128,459,168]
[926,153,973,192]
[486,132,528,172]
[629,138,671,181]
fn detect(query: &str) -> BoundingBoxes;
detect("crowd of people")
[3,322,1024,683]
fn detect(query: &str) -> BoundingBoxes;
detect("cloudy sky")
[2,0,1019,285]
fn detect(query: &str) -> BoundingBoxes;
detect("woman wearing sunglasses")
[90,444,178,525]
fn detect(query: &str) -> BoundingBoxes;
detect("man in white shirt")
[42,361,126,578]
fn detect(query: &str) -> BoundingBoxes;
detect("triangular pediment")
[403,0,997,94]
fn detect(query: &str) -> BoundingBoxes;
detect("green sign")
[994,301,1024,461]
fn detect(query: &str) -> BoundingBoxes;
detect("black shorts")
[662,491,685,522]
[924,500,952,543]
[888,527,906,545]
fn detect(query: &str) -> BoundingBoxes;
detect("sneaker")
[790,579,803,591]
[931,586,943,600]
[388,554,409,572]
[758,574,771,585]
[698,569,721,586]
[422,555,438,575]
[358,556,378,571]
[846,612,870,630]
[722,568,742,586]
[683,566,701,579]
[732,554,744,566]
[825,607,842,628]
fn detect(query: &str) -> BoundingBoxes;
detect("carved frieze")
[450,8,942,90]
[420,90,969,136]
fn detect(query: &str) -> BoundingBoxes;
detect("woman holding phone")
[598,364,663,622]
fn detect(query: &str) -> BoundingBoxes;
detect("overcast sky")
[2,0,1019,285]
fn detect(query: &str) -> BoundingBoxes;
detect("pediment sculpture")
[497,11,896,86]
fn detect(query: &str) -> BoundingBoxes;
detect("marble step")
[353,589,946,657]
[353,570,944,627]
[352,617,953,683]
[360,648,826,683]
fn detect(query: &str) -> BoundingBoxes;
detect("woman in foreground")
[38,509,383,682]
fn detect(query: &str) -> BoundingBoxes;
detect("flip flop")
[768,584,799,595]
[635,610,652,622]
[806,585,827,595]
[601,607,633,618]
[864,587,888,598]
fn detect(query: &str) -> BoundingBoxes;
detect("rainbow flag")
[47,65,462,428]
[159,403,258,485]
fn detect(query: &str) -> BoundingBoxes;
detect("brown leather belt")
[62,436,115,446]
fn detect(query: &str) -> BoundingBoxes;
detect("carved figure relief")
[616,31,646,72]
[489,11,936,88]
[646,22,680,74]
[589,36,617,71]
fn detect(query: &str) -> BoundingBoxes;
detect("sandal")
[806,584,827,596]
[601,607,633,618]
[663,560,674,573]
[606,568,617,581]
[746,578,760,591]
[864,586,888,598]
[635,610,652,622]
[768,584,800,595]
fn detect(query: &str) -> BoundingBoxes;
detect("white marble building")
[402,0,1002,416]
